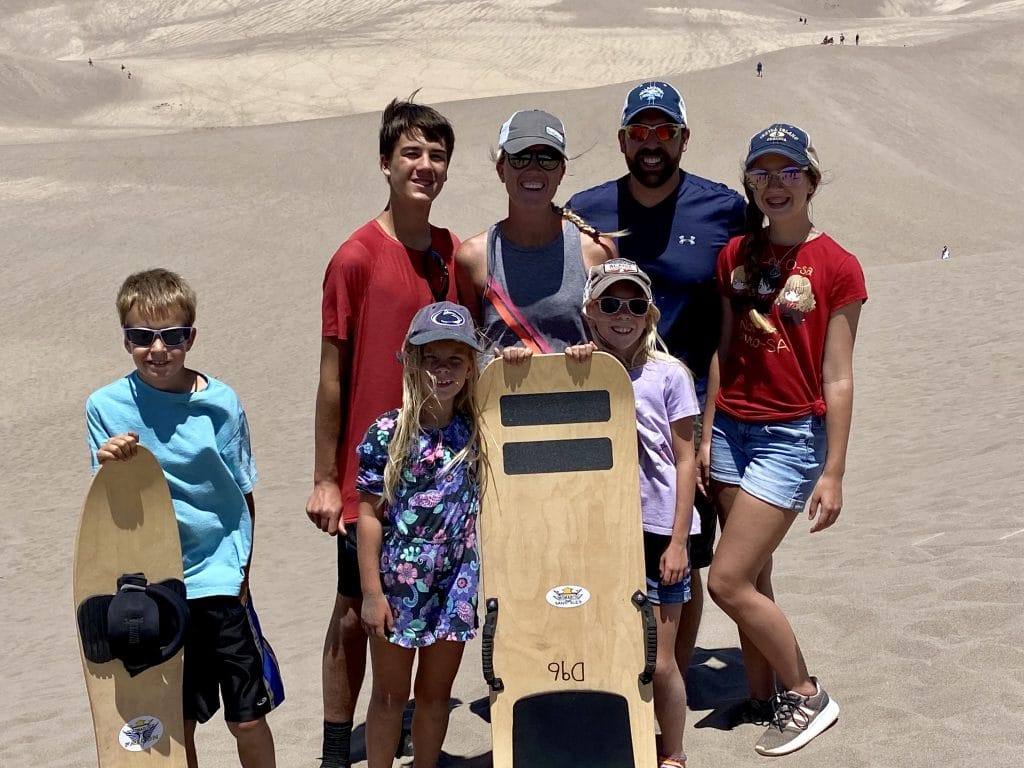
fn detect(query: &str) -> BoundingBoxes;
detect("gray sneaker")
[754,677,839,756]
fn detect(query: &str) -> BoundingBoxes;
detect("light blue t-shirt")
[86,371,257,599]
[630,359,700,536]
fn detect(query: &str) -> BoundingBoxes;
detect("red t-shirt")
[321,219,459,522]
[714,233,867,422]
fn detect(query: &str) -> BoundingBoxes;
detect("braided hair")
[552,202,629,241]
[736,164,822,333]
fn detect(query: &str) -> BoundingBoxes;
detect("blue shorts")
[709,411,826,512]
[643,531,691,606]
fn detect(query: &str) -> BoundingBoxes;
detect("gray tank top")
[480,221,590,353]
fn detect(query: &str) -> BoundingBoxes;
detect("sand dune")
[1,0,1020,138]
[1,0,1022,766]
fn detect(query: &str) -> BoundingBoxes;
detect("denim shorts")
[709,411,827,512]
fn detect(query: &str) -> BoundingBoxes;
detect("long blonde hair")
[381,341,480,507]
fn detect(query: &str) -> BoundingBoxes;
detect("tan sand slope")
[1,1,1022,766]
[1,0,1020,138]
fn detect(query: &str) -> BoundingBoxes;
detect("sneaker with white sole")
[754,677,839,756]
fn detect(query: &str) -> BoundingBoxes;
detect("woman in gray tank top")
[455,110,618,356]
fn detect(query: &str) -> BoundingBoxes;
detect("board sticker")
[546,585,591,608]
[119,715,164,751]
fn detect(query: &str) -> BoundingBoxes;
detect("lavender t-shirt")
[630,359,700,536]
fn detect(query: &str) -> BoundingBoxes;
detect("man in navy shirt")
[568,80,746,696]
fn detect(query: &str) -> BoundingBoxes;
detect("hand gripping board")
[477,353,656,768]
[73,447,186,766]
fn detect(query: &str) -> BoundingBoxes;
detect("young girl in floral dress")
[356,301,482,768]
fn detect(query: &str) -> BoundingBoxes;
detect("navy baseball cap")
[621,81,687,126]
[745,123,820,171]
[405,301,482,351]
[497,110,567,155]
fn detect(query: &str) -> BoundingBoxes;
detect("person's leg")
[653,602,687,762]
[714,482,777,701]
[707,489,811,695]
[365,639,415,768]
[675,488,715,680]
[322,531,368,767]
[409,641,467,768]
[184,720,198,768]
[228,717,276,768]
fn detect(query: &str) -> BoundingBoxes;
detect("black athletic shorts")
[690,411,717,570]
[689,490,717,570]
[183,596,282,724]
[336,526,362,599]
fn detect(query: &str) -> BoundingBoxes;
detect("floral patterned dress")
[355,409,480,648]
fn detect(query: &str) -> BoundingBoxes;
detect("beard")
[625,147,681,189]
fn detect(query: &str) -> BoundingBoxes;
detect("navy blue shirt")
[568,171,746,380]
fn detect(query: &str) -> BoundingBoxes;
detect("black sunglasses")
[123,326,193,347]
[506,150,563,171]
[597,297,650,316]
[424,249,450,302]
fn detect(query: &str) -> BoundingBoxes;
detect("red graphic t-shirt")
[714,233,867,422]
[321,219,459,523]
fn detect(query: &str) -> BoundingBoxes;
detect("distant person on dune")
[840,33,845,45]
[856,33,860,45]
[756,62,763,78]
[941,245,950,260]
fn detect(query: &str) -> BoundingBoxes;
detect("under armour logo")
[678,235,696,245]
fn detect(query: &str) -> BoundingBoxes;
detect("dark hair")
[379,94,455,160]
[736,165,822,332]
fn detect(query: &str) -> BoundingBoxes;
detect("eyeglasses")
[624,123,683,142]
[506,150,563,171]
[597,297,650,316]
[123,326,193,347]
[744,166,806,189]
[424,249,450,302]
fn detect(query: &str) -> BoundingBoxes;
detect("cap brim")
[745,146,811,168]
[622,106,685,126]
[589,274,653,300]
[501,136,566,155]
[407,329,483,352]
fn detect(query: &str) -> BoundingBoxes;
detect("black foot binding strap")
[77,573,190,677]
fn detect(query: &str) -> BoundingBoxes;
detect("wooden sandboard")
[73,447,186,766]
[478,352,656,768]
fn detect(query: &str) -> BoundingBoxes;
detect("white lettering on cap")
[638,84,665,103]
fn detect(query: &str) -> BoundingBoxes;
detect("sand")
[1,1,1022,766]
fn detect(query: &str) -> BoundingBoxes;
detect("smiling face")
[123,305,196,392]
[497,144,566,209]
[585,281,650,364]
[417,339,474,419]
[618,108,690,190]
[381,129,449,205]
[746,152,816,224]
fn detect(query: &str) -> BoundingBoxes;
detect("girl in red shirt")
[699,124,867,757]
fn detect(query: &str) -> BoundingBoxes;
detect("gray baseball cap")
[497,110,567,155]
[405,301,483,351]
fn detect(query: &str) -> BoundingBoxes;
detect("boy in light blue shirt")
[86,268,281,767]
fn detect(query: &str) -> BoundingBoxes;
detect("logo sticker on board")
[119,715,164,751]
[546,585,591,608]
